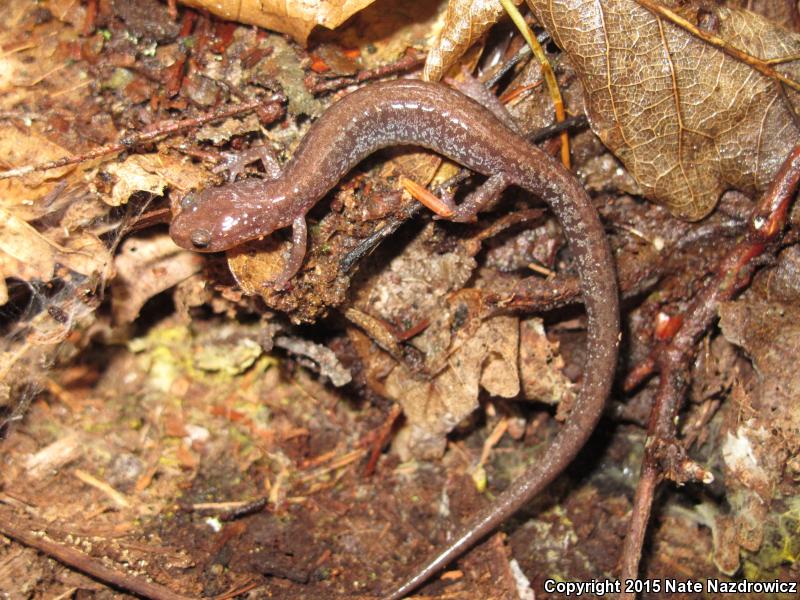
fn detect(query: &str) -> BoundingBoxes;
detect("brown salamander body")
[170,79,620,598]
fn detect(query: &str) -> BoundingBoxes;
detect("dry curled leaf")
[102,153,207,207]
[423,0,514,82]
[112,234,204,324]
[0,209,111,306]
[427,0,800,219]
[178,0,375,45]
[0,207,56,304]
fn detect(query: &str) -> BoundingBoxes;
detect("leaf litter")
[0,0,799,597]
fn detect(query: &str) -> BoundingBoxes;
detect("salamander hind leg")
[450,172,510,222]
[269,215,308,290]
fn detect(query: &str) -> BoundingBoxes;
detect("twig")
[489,216,745,315]
[0,96,285,180]
[220,497,269,521]
[363,403,403,477]
[74,469,131,508]
[635,0,800,92]
[0,508,194,600]
[213,579,259,599]
[617,143,800,599]
[499,0,571,167]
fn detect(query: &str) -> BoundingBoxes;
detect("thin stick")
[636,0,800,92]
[499,0,571,168]
[0,96,284,180]
[305,49,425,95]
[617,143,800,598]
[0,509,194,600]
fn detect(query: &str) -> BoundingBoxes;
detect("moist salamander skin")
[169,78,620,599]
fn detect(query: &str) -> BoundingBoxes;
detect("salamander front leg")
[270,215,308,290]
[450,172,510,222]
[215,144,283,182]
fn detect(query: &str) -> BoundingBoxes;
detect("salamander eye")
[180,193,197,211]
[190,228,212,249]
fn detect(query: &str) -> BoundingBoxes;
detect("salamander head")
[170,180,294,253]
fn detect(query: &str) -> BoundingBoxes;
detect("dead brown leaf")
[112,234,204,324]
[0,207,56,303]
[713,255,800,564]
[343,222,571,460]
[0,125,75,220]
[227,237,290,297]
[532,1,800,220]
[0,208,112,306]
[426,0,800,220]
[102,153,208,207]
[519,317,574,406]
[416,4,540,91]
[178,0,376,45]
[384,311,520,460]
[423,0,514,82]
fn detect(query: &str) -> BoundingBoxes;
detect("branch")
[0,507,194,600]
[617,143,800,598]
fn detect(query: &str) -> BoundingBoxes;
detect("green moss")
[129,323,276,392]
[103,67,134,90]
[742,497,800,578]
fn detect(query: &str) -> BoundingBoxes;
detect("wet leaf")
[532,1,800,220]
[426,0,800,219]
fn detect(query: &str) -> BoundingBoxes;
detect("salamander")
[169,79,620,599]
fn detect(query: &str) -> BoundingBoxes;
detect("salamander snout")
[170,191,220,252]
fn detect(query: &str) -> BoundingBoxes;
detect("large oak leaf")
[426,0,800,219]
[531,1,800,220]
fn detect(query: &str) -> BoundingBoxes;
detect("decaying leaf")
[423,0,515,81]
[345,222,574,459]
[102,153,208,206]
[112,234,204,324]
[712,253,800,566]
[178,0,376,45]
[718,295,800,494]
[384,312,520,460]
[426,0,800,219]
[273,334,353,386]
[0,208,112,306]
[519,317,574,406]
[532,0,800,220]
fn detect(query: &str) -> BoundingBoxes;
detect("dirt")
[1,0,799,599]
